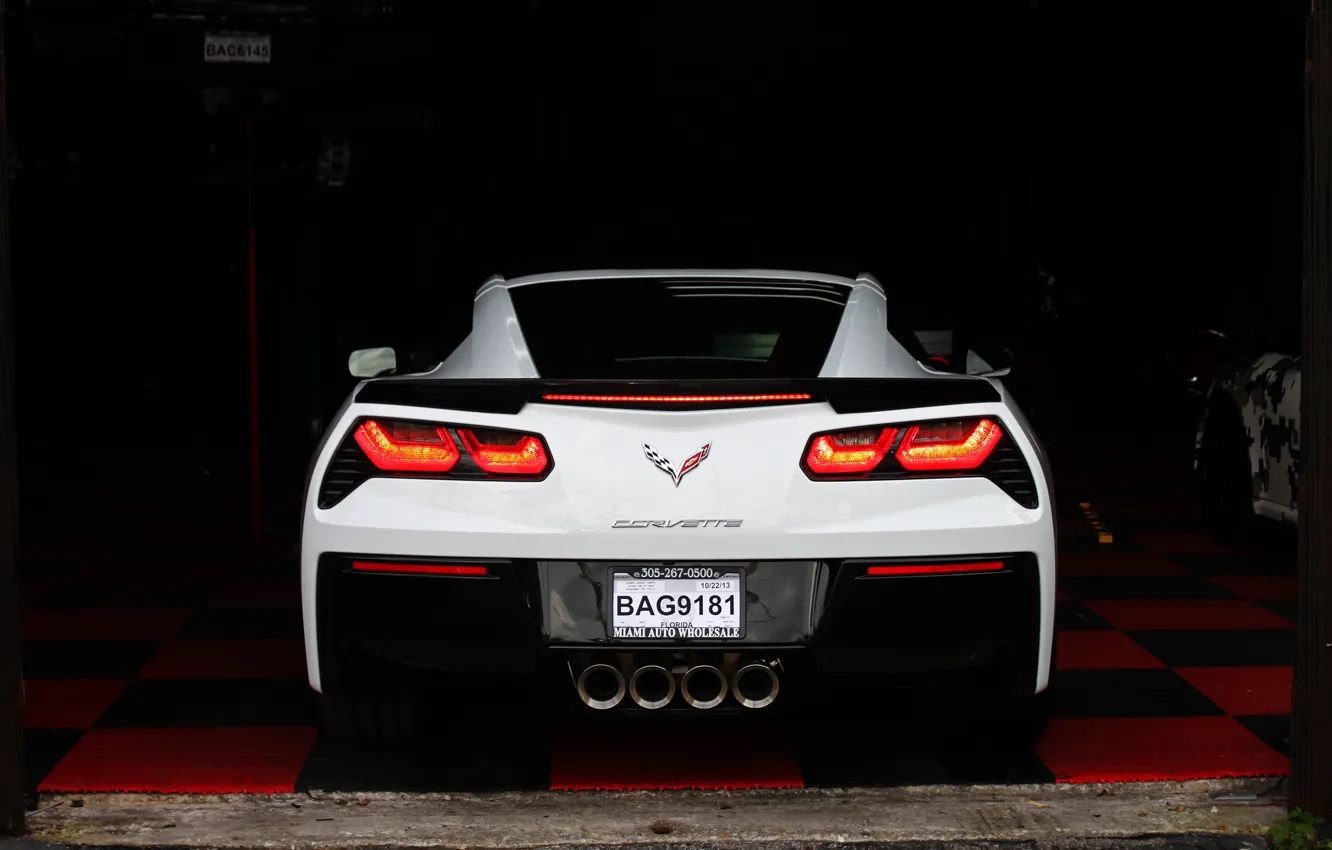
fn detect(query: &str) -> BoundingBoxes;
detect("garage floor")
[18,477,1294,795]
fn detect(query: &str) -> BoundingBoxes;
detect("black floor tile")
[1051,669,1226,718]
[111,541,248,560]
[21,641,161,678]
[1259,600,1297,624]
[1236,714,1291,757]
[1057,538,1151,555]
[1169,553,1296,576]
[233,557,301,581]
[36,581,214,610]
[1126,630,1296,668]
[797,736,1054,787]
[1095,516,1205,535]
[792,704,1054,787]
[1056,600,1114,631]
[1059,575,1242,601]
[178,606,303,638]
[16,559,88,584]
[93,677,315,727]
[23,729,84,794]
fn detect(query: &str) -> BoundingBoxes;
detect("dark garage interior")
[2,0,1327,815]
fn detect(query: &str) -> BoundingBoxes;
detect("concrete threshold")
[18,778,1287,849]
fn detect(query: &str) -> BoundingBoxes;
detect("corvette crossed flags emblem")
[642,441,712,487]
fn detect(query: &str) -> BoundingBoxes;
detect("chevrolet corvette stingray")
[301,269,1057,742]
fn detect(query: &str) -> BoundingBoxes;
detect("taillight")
[895,419,1002,471]
[542,393,811,403]
[805,427,898,475]
[797,416,1035,505]
[352,562,488,576]
[458,428,549,475]
[321,418,553,507]
[866,561,1004,576]
[355,419,460,472]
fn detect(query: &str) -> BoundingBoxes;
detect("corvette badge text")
[612,519,742,528]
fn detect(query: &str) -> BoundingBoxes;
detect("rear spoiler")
[355,378,1000,415]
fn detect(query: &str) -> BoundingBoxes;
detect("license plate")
[610,566,745,639]
[204,32,272,64]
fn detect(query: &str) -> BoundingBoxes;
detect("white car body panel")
[302,269,1056,703]
[1200,351,1301,520]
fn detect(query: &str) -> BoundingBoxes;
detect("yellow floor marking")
[1079,502,1114,544]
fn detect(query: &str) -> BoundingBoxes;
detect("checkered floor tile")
[19,494,1293,792]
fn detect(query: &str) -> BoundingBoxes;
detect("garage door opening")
[2,0,1317,815]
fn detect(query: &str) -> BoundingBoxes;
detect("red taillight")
[895,418,1002,471]
[866,561,1004,576]
[458,428,549,475]
[352,562,488,576]
[805,427,898,475]
[355,419,460,472]
[542,393,811,404]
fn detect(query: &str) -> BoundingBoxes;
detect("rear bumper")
[311,553,1047,704]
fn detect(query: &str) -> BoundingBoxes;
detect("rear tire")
[996,686,1054,749]
[986,639,1057,750]
[1198,399,1256,544]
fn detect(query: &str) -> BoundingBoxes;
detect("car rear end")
[301,272,1056,731]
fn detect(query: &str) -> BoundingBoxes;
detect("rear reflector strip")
[541,393,812,403]
[351,562,488,576]
[866,561,1005,576]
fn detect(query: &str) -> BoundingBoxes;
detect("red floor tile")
[139,638,308,679]
[1176,667,1293,716]
[1037,716,1288,782]
[38,726,319,793]
[206,580,301,610]
[1059,553,1192,577]
[23,679,130,729]
[1056,631,1166,670]
[1209,575,1298,601]
[1082,600,1295,631]
[21,608,195,641]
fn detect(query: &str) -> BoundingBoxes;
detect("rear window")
[508,278,849,379]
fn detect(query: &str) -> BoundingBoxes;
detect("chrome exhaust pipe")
[731,662,780,708]
[576,663,626,710]
[681,665,728,710]
[628,664,677,709]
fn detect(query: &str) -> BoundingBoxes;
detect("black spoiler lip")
[354,377,1000,415]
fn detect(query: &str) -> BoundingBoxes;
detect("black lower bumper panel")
[315,553,1043,704]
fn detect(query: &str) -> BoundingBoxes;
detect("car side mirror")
[965,346,1013,378]
[348,346,397,378]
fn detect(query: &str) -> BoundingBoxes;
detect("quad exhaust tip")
[629,664,677,709]
[576,663,626,710]
[680,664,728,709]
[731,662,780,709]
[579,660,779,710]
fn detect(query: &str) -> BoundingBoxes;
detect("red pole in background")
[246,117,262,547]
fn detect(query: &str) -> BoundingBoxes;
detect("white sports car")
[301,269,1057,741]
[1197,352,1301,531]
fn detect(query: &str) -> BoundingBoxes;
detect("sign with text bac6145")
[204,33,271,64]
